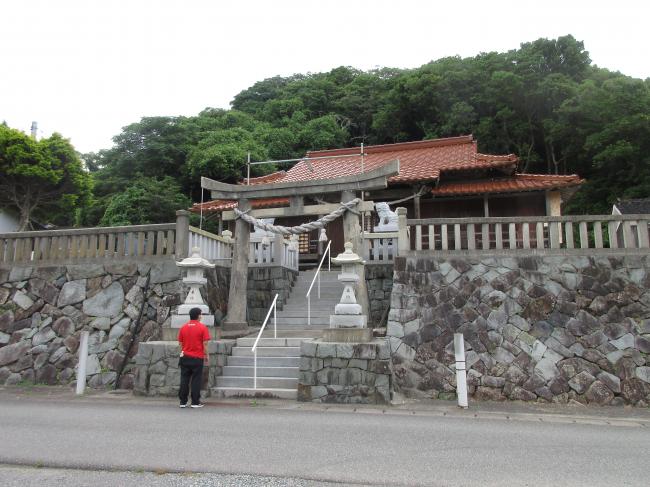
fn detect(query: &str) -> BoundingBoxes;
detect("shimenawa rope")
[233,198,361,235]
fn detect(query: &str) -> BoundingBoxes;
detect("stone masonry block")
[316,343,337,358]
[299,356,311,371]
[301,340,318,357]
[354,344,377,360]
[336,343,354,359]
[348,359,368,370]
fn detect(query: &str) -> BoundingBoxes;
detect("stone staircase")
[275,269,341,329]
[211,269,342,399]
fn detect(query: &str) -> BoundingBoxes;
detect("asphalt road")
[0,391,648,486]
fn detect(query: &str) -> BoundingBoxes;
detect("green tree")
[186,127,271,183]
[85,34,650,219]
[556,75,650,213]
[99,176,190,226]
[0,125,91,230]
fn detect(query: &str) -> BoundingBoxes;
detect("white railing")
[251,293,278,390]
[403,214,650,252]
[188,226,233,264]
[282,237,299,271]
[249,235,274,265]
[306,240,331,327]
[362,232,398,263]
[249,234,299,270]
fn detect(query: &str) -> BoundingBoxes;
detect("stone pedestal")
[220,322,251,339]
[322,328,372,343]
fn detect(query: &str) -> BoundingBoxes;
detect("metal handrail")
[306,240,331,326]
[251,293,278,389]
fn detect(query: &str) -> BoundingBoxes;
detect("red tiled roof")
[193,136,526,212]
[277,135,517,185]
[191,197,290,213]
[243,171,287,185]
[431,174,583,197]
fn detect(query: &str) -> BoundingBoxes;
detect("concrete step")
[280,304,339,312]
[216,376,298,389]
[232,346,301,357]
[273,319,330,326]
[290,282,340,288]
[212,387,297,399]
[222,365,298,377]
[227,356,300,367]
[275,310,336,318]
[235,337,307,347]
[299,271,339,277]
[282,301,340,307]
[290,290,341,296]
[285,298,339,302]
[294,282,339,287]
[274,326,329,331]
[255,329,322,338]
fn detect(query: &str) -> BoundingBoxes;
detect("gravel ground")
[0,465,359,487]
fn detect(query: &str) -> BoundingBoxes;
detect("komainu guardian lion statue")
[374,202,398,232]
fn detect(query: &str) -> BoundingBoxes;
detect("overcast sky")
[1,0,648,154]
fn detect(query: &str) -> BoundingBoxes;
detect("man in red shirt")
[178,307,211,408]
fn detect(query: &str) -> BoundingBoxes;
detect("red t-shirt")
[178,320,210,359]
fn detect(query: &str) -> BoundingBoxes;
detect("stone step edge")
[232,346,301,350]
[211,387,297,399]
[212,387,297,392]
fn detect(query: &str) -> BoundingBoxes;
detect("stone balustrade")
[188,226,233,266]
[402,214,650,253]
[0,223,177,266]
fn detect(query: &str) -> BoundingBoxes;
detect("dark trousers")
[179,356,204,405]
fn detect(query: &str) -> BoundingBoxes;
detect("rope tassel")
[233,198,362,235]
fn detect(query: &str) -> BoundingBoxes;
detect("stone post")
[341,190,369,318]
[223,198,251,335]
[397,207,409,255]
[175,210,190,260]
[273,232,284,265]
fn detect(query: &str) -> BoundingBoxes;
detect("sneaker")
[190,403,204,408]
[179,404,187,408]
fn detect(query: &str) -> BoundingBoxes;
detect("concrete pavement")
[0,385,649,486]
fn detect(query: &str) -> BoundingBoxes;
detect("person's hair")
[189,308,202,320]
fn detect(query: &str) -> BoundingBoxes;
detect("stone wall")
[133,339,235,397]
[387,252,650,406]
[366,264,393,327]
[297,339,392,404]
[0,260,184,389]
[246,267,297,324]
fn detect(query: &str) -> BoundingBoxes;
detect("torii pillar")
[222,198,251,335]
[342,190,370,318]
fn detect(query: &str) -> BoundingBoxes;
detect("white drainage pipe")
[76,331,89,395]
[454,333,468,409]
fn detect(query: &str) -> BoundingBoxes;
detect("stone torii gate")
[201,160,399,335]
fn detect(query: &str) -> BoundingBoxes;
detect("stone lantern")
[324,242,371,342]
[171,246,215,329]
